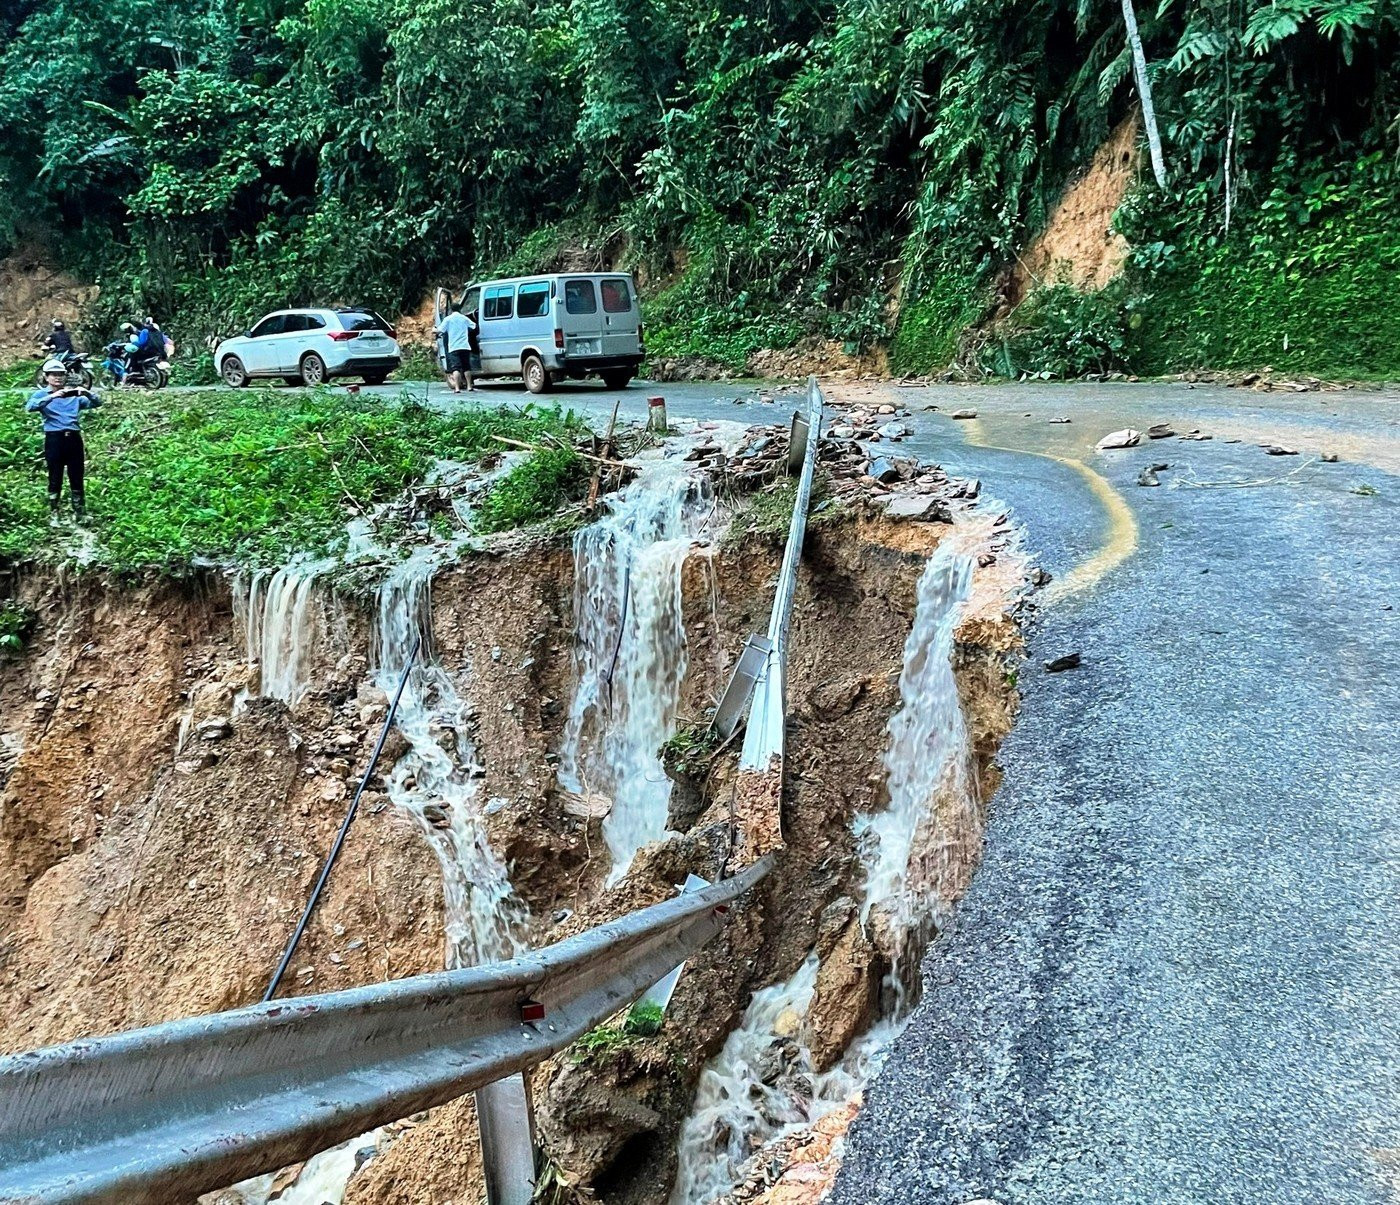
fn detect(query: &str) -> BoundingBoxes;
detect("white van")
[434,273,644,394]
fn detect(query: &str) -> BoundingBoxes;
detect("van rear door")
[599,277,640,357]
[559,278,605,358]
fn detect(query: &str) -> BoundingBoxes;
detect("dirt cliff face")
[0,499,1022,1205]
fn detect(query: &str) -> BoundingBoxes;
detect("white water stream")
[232,560,336,705]
[556,458,713,882]
[671,540,978,1202]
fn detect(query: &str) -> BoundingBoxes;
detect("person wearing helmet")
[26,358,102,521]
[41,319,74,358]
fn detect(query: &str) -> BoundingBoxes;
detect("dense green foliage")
[0,387,587,570]
[0,0,1396,374]
[473,446,588,533]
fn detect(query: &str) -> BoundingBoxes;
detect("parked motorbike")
[100,342,169,390]
[33,349,94,389]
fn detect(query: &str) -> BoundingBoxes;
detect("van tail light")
[329,330,361,342]
[554,328,564,350]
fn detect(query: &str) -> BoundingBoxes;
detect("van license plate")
[571,339,600,355]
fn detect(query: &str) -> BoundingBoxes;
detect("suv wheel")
[522,353,551,395]
[300,352,327,387]
[221,356,249,388]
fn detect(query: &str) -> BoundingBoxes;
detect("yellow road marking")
[961,418,1139,603]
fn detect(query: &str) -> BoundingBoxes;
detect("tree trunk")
[1121,0,1168,190]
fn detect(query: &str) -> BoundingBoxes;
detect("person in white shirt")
[434,304,477,394]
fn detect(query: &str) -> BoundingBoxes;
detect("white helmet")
[42,357,66,375]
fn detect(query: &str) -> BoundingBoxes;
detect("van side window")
[484,285,514,320]
[564,280,597,315]
[517,282,550,319]
[601,279,631,313]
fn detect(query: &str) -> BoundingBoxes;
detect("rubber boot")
[48,492,62,527]
[72,493,86,523]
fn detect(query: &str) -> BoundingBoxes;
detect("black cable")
[263,634,422,1002]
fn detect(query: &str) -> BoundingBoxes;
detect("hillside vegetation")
[1,0,1397,377]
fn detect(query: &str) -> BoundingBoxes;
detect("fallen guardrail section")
[0,856,773,1205]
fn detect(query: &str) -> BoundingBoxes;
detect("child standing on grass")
[27,357,102,522]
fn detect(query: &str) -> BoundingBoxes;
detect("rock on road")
[827,383,1400,1205]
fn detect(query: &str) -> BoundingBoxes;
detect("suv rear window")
[564,280,597,315]
[601,279,631,313]
[336,311,392,332]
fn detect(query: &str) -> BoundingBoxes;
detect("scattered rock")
[881,495,950,522]
[1147,423,1176,439]
[1180,430,1213,441]
[876,404,896,416]
[1095,428,1141,451]
[1028,567,1053,588]
[829,424,855,439]
[1137,466,1161,487]
[1262,444,1298,456]
[196,717,232,741]
[977,553,997,568]
[1321,451,1339,463]
[876,421,910,441]
[950,408,978,420]
[1044,652,1081,672]
[866,457,901,484]
[1049,416,1071,424]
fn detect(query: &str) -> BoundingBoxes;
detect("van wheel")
[601,369,633,389]
[221,356,249,388]
[522,353,551,394]
[300,352,327,387]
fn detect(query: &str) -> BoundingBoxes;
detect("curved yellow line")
[961,417,1139,602]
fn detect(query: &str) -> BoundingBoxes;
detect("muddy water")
[671,539,979,1202]
[374,548,526,966]
[556,458,713,882]
[233,560,334,705]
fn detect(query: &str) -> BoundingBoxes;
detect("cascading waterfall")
[232,559,334,705]
[556,459,712,882]
[671,540,977,1203]
[374,547,526,967]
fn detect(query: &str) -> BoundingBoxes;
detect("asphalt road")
[826,383,1400,1205]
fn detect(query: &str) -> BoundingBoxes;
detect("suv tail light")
[329,330,361,342]
[553,328,564,350]
[386,327,397,340]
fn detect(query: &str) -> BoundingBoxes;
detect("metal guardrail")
[740,376,824,770]
[0,856,773,1205]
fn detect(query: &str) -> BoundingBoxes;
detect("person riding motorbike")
[41,319,75,358]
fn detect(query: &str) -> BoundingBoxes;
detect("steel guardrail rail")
[0,856,773,1205]
[740,375,824,770]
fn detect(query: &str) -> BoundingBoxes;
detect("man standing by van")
[435,303,477,394]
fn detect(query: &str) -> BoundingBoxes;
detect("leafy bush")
[0,600,37,654]
[983,285,1130,379]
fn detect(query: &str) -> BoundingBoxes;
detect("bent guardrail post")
[0,856,773,1205]
[740,375,822,775]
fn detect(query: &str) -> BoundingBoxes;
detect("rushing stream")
[671,540,978,1202]
[556,458,713,882]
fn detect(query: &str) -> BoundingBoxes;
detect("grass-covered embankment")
[0,386,589,572]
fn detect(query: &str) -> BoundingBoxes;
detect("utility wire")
[264,635,422,1002]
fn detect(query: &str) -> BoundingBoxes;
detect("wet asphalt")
[352,373,1400,1200]
[826,383,1400,1205]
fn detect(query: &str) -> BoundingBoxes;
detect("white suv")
[215,308,402,388]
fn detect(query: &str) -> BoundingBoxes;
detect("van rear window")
[564,280,597,315]
[601,280,631,313]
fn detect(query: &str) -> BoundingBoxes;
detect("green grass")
[0,386,589,571]
[472,446,588,534]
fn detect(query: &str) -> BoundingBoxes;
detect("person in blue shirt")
[27,358,102,521]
